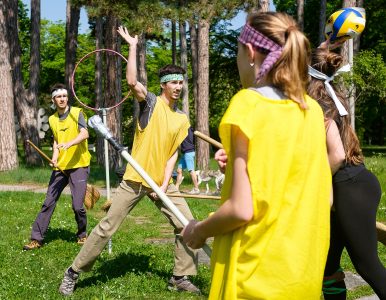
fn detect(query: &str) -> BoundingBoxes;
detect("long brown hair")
[307,48,363,164]
[248,12,311,109]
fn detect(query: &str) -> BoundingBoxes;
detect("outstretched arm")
[117,26,147,102]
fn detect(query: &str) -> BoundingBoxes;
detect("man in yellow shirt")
[59,27,199,296]
[23,83,91,250]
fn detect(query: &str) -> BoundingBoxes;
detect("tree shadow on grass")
[45,227,76,243]
[76,252,170,288]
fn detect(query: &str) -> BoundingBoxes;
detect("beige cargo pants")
[71,180,198,276]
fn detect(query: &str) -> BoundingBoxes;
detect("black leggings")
[323,168,386,300]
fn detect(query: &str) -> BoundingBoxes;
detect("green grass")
[0,191,217,299]
[0,154,385,299]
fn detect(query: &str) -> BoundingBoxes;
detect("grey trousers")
[31,167,89,242]
[71,180,198,276]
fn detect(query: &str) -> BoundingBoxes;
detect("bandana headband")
[308,64,350,116]
[160,73,184,83]
[238,24,283,82]
[51,88,68,99]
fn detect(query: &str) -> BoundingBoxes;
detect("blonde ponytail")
[248,12,311,109]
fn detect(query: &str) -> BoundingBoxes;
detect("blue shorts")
[177,151,196,172]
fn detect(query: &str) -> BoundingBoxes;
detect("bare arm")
[117,26,147,102]
[148,150,179,199]
[160,150,179,192]
[51,140,60,167]
[326,119,346,174]
[182,126,254,249]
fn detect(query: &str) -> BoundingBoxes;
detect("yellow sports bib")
[210,89,331,300]
[123,97,190,186]
[49,107,91,170]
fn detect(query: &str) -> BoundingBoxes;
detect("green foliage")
[18,0,31,82]
[360,0,386,59]
[349,50,386,145]
[39,21,66,96]
[208,22,240,140]
[273,0,341,48]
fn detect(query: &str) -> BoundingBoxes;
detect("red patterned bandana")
[238,24,283,82]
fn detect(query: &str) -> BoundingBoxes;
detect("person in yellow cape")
[23,83,91,251]
[59,27,200,296]
[183,12,332,299]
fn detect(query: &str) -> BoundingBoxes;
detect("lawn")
[0,153,385,299]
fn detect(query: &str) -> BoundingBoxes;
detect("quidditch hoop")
[71,49,130,112]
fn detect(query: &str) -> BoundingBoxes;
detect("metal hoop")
[71,48,130,112]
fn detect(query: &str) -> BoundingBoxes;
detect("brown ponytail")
[308,48,363,164]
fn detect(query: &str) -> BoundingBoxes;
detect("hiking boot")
[77,236,87,245]
[187,188,200,195]
[59,268,79,296]
[23,240,42,250]
[168,276,201,294]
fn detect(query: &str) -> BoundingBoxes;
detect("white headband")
[308,64,350,116]
[51,88,68,99]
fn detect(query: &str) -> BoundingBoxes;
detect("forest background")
[0,0,385,173]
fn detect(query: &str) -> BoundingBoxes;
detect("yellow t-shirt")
[123,97,190,187]
[209,89,331,300]
[49,106,91,170]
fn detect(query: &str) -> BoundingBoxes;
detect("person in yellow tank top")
[59,27,200,296]
[183,12,332,299]
[23,83,91,251]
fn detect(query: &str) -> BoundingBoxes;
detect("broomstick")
[26,139,100,209]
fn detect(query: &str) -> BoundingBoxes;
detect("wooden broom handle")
[194,131,223,149]
[26,140,65,174]
[166,193,220,200]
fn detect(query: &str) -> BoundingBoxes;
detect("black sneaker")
[168,276,201,294]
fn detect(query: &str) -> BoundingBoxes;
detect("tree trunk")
[8,0,42,166]
[318,0,327,44]
[341,0,357,65]
[0,0,18,171]
[342,0,357,130]
[196,17,210,171]
[171,20,177,65]
[258,0,269,12]
[189,21,198,124]
[65,0,80,105]
[95,16,104,165]
[104,15,122,170]
[297,0,304,31]
[179,20,189,118]
[354,0,363,54]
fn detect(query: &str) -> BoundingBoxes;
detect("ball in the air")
[324,7,366,42]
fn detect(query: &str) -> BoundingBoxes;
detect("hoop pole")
[102,109,113,254]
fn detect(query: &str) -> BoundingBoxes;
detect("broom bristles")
[84,184,101,210]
